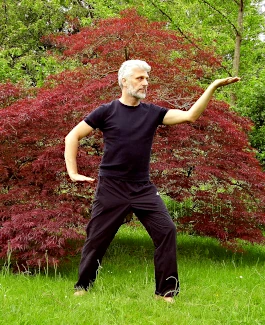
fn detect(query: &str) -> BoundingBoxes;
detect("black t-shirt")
[84,99,168,181]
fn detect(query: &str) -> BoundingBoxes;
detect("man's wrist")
[208,82,218,92]
[69,172,78,178]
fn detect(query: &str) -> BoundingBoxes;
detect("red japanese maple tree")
[1,10,264,269]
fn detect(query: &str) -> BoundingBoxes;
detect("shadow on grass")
[177,234,265,265]
[47,224,265,277]
[105,224,265,267]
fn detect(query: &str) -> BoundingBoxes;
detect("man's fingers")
[221,77,240,85]
[77,177,95,182]
[70,174,96,182]
[85,177,96,183]
[214,76,240,88]
[227,77,241,83]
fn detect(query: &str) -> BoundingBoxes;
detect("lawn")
[1,223,264,325]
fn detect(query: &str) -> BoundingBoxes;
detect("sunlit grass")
[1,223,265,325]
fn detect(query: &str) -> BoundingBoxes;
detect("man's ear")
[121,78,127,88]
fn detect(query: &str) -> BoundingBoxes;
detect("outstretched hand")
[212,77,241,89]
[69,173,95,183]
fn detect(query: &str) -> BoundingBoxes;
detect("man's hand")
[69,173,95,183]
[212,77,241,89]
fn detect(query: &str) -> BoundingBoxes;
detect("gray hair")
[118,60,151,89]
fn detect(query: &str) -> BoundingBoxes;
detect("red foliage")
[1,10,265,268]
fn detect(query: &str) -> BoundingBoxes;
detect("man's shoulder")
[97,100,117,110]
[90,100,118,116]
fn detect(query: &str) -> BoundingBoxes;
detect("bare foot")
[74,290,86,296]
[155,295,174,303]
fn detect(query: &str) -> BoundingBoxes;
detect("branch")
[200,0,240,36]
[97,69,118,79]
[149,0,232,76]
[210,174,259,204]
[76,0,95,18]
[157,93,196,110]
[149,0,201,50]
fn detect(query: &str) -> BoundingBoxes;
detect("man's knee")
[166,220,177,237]
[155,217,176,241]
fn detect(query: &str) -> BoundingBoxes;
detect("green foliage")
[0,49,81,87]
[0,0,69,85]
[129,1,264,70]
[250,126,265,166]
[235,68,265,167]
[161,194,193,220]
[1,1,64,49]
[0,0,129,86]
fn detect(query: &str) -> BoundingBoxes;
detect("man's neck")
[119,95,141,107]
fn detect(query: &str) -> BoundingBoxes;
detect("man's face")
[124,68,149,99]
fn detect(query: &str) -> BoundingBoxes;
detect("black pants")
[75,176,179,297]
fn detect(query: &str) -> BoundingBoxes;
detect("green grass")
[1,224,265,325]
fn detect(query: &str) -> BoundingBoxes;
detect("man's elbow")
[186,112,200,123]
[65,133,71,144]
[188,116,197,123]
[65,131,78,145]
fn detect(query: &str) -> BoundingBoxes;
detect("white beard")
[126,83,146,99]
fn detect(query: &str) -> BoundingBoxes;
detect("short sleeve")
[84,105,105,130]
[151,104,168,125]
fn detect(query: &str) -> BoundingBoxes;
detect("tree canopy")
[0,0,123,86]
[0,10,265,268]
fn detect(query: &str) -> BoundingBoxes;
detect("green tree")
[1,0,63,85]
[0,0,128,86]
[136,0,265,81]
[235,68,265,167]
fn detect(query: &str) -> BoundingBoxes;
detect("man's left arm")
[162,77,240,126]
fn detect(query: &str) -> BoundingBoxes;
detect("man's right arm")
[64,121,95,182]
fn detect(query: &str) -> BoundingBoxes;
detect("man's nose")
[142,78,148,86]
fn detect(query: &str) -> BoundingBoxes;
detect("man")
[64,59,240,303]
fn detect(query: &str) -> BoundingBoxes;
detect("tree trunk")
[231,0,244,103]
